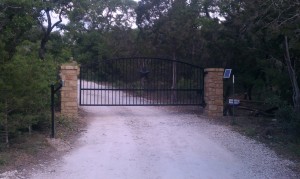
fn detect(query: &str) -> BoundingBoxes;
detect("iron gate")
[79,58,204,106]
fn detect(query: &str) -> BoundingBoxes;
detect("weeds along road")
[29,104,296,179]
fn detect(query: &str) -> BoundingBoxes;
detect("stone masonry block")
[60,62,79,117]
[216,89,223,95]
[64,101,78,107]
[204,68,224,118]
[61,97,77,102]
[61,65,78,70]
[65,75,78,81]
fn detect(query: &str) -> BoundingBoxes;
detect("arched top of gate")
[80,57,203,69]
[109,57,203,69]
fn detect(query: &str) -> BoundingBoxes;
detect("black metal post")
[232,75,236,125]
[79,67,82,106]
[51,84,55,138]
[50,82,63,138]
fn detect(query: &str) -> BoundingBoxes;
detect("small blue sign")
[228,99,240,106]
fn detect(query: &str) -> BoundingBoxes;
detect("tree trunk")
[28,125,32,135]
[246,86,253,100]
[171,52,177,102]
[39,39,47,60]
[284,36,300,112]
[39,7,63,60]
[4,100,9,147]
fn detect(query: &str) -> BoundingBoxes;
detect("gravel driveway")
[28,104,297,179]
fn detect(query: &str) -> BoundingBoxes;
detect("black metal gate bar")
[79,57,204,106]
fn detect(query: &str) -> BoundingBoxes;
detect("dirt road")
[29,105,296,179]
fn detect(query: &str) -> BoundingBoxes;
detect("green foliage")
[0,0,36,61]
[245,127,257,137]
[137,0,201,62]
[266,96,300,139]
[57,115,72,129]
[45,32,73,63]
[0,0,74,144]
[287,143,300,157]
[0,154,7,165]
[277,107,300,139]
[177,78,196,89]
[0,40,57,140]
[69,0,137,31]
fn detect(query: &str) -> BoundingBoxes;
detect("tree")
[0,41,56,146]
[137,0,199,100]
[252,0,300,110]
[0,0,58,146]
[68,0,137,32]
[66,0,138,63]
[0,0,36,62]
[36,0,73,59]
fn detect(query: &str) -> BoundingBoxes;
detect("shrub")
[0,41,57,144]
[266,95,300,140]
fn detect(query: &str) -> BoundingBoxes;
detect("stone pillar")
[60,62,79,117]
[204,68,224,118]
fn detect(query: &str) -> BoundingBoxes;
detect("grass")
[0,154,8,166]
[288,143,300,157]
[55,114,81,139]
[244,127,257,137]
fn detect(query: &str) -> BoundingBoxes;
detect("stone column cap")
[204,68,224,72]
[61,61,79,70]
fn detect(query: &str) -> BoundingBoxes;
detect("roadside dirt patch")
[46,138,71,152]
[0,133,52,173]
[0,108,88,178]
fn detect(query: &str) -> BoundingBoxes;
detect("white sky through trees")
[49,0,140,31]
